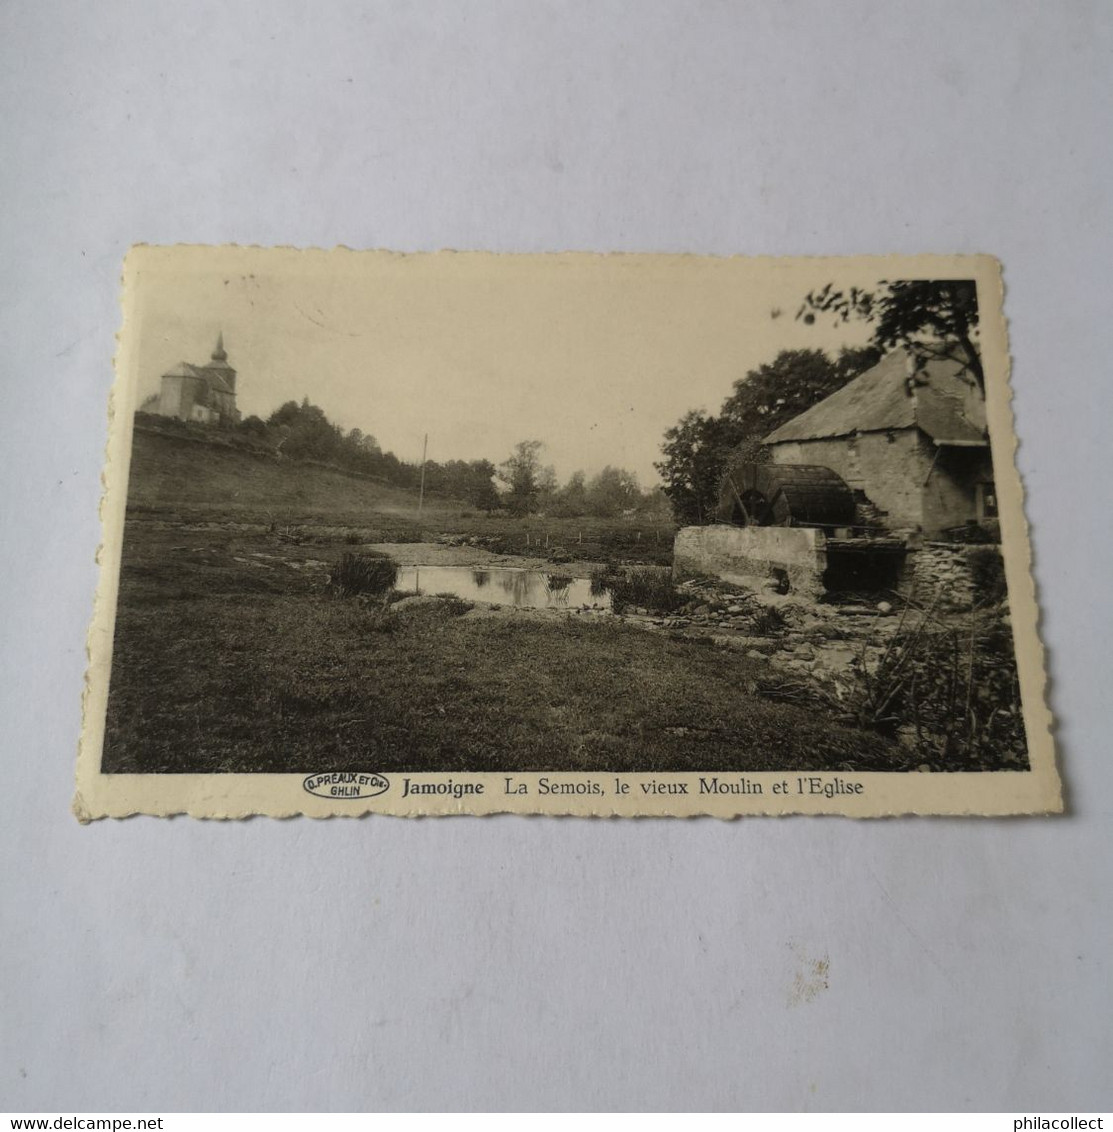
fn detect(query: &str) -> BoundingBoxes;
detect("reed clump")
[329,551,398,597]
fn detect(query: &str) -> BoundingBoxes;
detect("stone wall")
[903,542,980,612]
[673,525,827,599]
[674,525,1002,609]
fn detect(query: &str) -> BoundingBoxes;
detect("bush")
[837,607,1026,766]
[329,552,398,597]
[966,545,1007,605]
[750,605,787,635]
[432,594,474,617]
[603,567,686,615]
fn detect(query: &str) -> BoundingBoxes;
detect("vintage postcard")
[75,248,1060,819]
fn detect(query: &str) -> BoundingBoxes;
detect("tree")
[438,458,499,509]
[551,470,588,517]
[798,279,983,391]
[638,485,674,521]
[471,478,502,513]
[535,463,559,512]
[720,349,845,435]
[656,410,738,525]
[586,466,641,517]
[266,398,341,461]
[498,440,547,515]
[655,347,882,525]
[345,427,381,456]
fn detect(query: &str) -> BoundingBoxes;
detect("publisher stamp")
[74,248,1060,819]
[303,772,390,800]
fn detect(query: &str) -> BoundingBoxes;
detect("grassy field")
[101,519,911,774]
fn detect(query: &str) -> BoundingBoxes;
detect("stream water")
[396,565,611,611]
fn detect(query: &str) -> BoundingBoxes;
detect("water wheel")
[734,488,776,526]
[718,462,856,528]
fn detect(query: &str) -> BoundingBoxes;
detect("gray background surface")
[1,0,1110,1113]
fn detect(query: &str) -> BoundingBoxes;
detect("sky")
[127,250,880,486]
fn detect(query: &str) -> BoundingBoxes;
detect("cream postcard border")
[74,249,1061,820]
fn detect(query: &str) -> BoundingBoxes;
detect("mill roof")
[763,346,986,447]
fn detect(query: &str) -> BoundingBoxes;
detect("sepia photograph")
[77,248,1057,818]
[10,0,1109,1116]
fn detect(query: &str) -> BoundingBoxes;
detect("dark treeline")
[231,398,665,517]
[496,439,669,518]
[238,399,500,509]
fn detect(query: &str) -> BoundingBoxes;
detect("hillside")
[125,424,439,523]
[122,423,675,564]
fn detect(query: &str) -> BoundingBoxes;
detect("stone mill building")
[679,344,1001,607]
[761,345,995,538]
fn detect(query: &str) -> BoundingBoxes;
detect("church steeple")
[205,330,236,397]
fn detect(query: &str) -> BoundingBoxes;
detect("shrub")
[966,545,1007,605]
[604,567,686,615]
[839,606,1026,766]
[750,605,787,636]
[329,552,398,597]
[432,594,474,617]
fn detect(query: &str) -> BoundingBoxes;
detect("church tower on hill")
[154,332,240,425]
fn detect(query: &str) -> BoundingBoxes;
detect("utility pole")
[417,433,428,515]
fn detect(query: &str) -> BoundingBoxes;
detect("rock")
[727,604,744,614]
[746,649,766,660]
[695,604,712,616]
[876,601,894,616]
